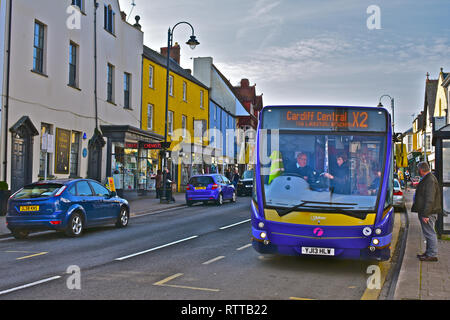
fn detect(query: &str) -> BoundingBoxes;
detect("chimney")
[241,79,250,87]
[161,42,181,65]
[120,11,127,21]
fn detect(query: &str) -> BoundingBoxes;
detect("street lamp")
[161,22,199,203]
[377,94,395,134]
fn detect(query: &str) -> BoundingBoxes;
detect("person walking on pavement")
[164,168,176,202]
[155,170,163,199]
[232,169,240,189]
[411,162,442,262]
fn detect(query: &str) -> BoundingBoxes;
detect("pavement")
[394,188,450,300]
[0,192,186,238]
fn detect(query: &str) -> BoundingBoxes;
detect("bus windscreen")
[262,106,388,132]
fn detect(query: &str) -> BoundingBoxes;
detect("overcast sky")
[118,0,449,133]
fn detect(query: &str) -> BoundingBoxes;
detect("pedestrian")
[164,168,176,202]
[155,170,162,199]
[411,162,442,262]
[232,169,240,189]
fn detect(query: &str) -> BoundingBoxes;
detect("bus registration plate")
[302,247,335,256]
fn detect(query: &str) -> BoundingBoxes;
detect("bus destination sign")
[263,107,387,132]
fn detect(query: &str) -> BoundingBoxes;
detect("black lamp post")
[377,94,395,135]
[160,22,199,203]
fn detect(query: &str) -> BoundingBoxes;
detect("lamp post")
[160,22,200,203]
[378,94,397,172]
[377,94,395,134]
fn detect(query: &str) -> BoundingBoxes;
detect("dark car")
[6,179,130,239]
[237,170,254,196]
[185,174,236,206]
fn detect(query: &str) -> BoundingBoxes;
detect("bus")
[251,105,394,261]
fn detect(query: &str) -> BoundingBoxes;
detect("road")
[0,197,377,300]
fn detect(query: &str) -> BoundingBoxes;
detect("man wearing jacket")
[411,162,442,262]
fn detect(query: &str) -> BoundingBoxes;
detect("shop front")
[101,125,164,199]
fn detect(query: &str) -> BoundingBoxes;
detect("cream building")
[0,0,143,192]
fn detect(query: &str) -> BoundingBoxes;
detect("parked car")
[412,176,420,188]
[6,179,130,239]
[393,179,406,212]
[185,174,236,206]
[237,170,254,196]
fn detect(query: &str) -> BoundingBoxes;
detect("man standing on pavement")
[411,162,442,262]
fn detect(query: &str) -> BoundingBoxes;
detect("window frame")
[183,81,187,101]
[33,21,45,74]
[71,0,83,11]
[169,75,174,96]
[124,72,131,109]
[182,115,187,138]
[107,63,115,103]
[149,65,154,88]
[168,110,174,135]
[200,90,204,109]
[68,41,79,88]
[147,103,154,131]
[104,5,115,34]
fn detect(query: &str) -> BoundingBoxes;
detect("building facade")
[0,0,143,192]
[193,57,242,174]
[422,76,438,170]
[434,68,449,128]
[233,78,263,170]
[141,46,209,192]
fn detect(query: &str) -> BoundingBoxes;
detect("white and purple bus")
[251,105,394,260]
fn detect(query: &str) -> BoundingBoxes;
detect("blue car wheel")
[66,212,84,237]
[115,207,129,228]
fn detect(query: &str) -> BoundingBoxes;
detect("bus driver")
[292,152,315,183]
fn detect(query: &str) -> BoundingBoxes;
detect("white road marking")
[202,256,225,265]
[115,235,199,261]
[0,276,62,296]
[219,219,251,230]
[236,244,252,251]
[130,205,188,218]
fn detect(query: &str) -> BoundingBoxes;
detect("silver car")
[393,179,406,212]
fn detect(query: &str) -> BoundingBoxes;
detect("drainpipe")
[93,0,99,130]
[3,0,12,182]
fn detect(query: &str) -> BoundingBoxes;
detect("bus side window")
[385,159,394,208]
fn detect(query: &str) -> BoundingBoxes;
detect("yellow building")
[434,68,449,120]
[141,46,209,191]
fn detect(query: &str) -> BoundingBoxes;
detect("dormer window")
[104,5,115,34]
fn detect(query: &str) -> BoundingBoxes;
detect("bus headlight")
[260,232,267,239]
[372,238,380,245]
[363,227,372,236]
[258,222,265,229]
[375,228,382,235]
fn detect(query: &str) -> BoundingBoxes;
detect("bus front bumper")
[251,225,392,261]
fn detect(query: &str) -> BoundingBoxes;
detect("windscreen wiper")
[277,201,308,217]
[276,200,359,217]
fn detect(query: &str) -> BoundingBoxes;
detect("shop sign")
[125,142,167,150]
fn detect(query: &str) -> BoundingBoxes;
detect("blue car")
[6,179,130,239]
[185,174,236,206]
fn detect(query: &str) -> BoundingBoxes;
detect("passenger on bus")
[323,153,350,194]
[368,170,382,195]
[291,152,315,183]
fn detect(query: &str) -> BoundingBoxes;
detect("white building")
[0,0,144,192]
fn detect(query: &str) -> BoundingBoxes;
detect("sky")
[118,0,450,133]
